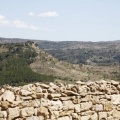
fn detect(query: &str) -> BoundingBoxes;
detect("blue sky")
[0,0,120,41]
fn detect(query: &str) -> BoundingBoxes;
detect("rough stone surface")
[2,90,15,102]
[95,104,103,111]
[99,112,107,120]
[0,80,119,119]
[7,107,20,119]
[80,102,92,111]
[26,116,40,120]
[58,116,71,120]
[0,111,7,118]
[74,104,80,112]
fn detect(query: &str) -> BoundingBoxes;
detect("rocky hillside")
[30,43,120,82]
[0,80,120,119]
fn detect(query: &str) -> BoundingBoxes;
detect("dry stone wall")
[0,80,120,120]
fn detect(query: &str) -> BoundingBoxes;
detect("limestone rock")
[65,90,79,96]
[20,89,32,96]
[0,111,7,118]
[60,97,70,101]
[111,80,119,86]
[74,104,80,113]
[20,107,34,117]
[0,81,119,120]
[58,116,71,120]
[50,111,59,119]
[2,90,15,102]
[104,101,113,111]
[37,106,49,116]
[72,113,79,119]
[1,101,10,110]
[111,95,120,105]
[26,116,40,120]
[76,81,85,85]
[95,104,103,111]
[59,110,74,117]
[117,105,120,111]
[48,93,61,99]
[39,84,49,89]
[36,86,42,93]
[48,87,55,93]
[7,107,20,119]
[90,113,98,120]
[50,100,63,110]
[49,82,58,89]
[63,100,74,110]
[98,112,107,120]
[81,115,90,120]
[21,96,32,100]
[112,109,120,118]
[80,102,92,111]
[41,98,51,107]
[31,100,41,107]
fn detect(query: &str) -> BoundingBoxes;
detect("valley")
[0,37,119,86]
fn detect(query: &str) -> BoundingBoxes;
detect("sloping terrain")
[0,42,54,86]
[38,40,120,65]
[30,43,120,82]
[0,37,119,82]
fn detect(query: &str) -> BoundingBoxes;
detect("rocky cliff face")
[0,80,120,120]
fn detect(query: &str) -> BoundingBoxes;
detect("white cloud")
[13,20,28,29]
[0,15,39,30]
[28,12,36,16]
[0,14,56,32]
[0,15,9,25]
[28,11,59,17]
[12,20,39,30]
[39,11,59,17]
[43,27,56,32]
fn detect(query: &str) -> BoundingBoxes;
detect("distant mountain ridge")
[0,37,28,43]
[0,37,120,65]
[0,37,119,82]
[37,40,120,65]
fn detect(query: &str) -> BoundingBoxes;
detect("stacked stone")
[0,80,120,120]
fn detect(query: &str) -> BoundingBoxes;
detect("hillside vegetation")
[0,42,54,86]
[38,40,120,65]
[0,37,119,83]
[30,43,120,82]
